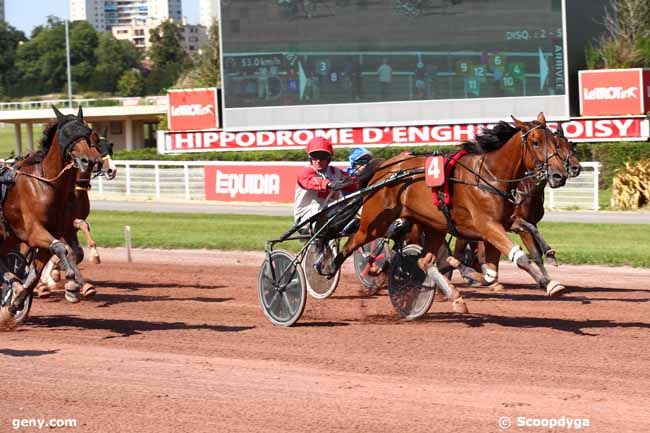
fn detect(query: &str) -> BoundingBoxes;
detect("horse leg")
[417,227,468,313]
[73,219,100,264]
[518,231,550,280]
[516,218,557,266]
[64,230,96,298]
[34,255,60,298]
[481,242,504,291]
[443,239,485,286]
[481,223,566,296]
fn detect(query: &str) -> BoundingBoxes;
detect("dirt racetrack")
[1,248,649,433]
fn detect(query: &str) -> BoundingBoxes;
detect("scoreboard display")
[219,0,568,130]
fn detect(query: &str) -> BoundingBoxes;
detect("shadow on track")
[417,312,650,336]
[0,349,60,357]
[29,315,255,338]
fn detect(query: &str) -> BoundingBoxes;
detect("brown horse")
[320,113,569,313]
[36,131,116,297]
[0,107,102,328]
[447,124,583,286]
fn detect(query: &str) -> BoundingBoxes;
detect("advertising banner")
[579,69,648,116]
[161,117,649,153]
[168,88,220,131]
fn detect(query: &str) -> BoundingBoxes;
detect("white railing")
[0,96,167,111]
[90,160,602,210]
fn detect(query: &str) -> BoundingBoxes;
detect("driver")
[293,137,359,227]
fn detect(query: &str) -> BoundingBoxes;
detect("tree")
[118,69,145,96]
[70,21,99,91]
[146,20,190,93]
[92,33,141,92]
[0,21,27,97]
[175,20,221,89]
[587,0,650,68]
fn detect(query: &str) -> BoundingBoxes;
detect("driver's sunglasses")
[309,152,331,161]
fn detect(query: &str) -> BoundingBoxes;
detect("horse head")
[511,112,568,188]
[52,106,102,174]
[554,125,581,178]
[90,128,117,180]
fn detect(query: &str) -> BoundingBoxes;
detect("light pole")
[65,20,72,108]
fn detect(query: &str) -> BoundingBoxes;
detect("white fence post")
[154,163,160,199]
[548,187,555,209]
[184,164,190,200]
[593,163,600,210]
[125,163,131,195]
[98,174,103,194]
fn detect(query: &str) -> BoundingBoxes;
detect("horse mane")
[357,158,385,188]
[460,121,519,154]
[16,123,59,167]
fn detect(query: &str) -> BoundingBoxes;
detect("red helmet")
[306,137,333,156]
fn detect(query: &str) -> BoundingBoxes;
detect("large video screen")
[221,0,564,109]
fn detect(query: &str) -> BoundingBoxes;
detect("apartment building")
[70,0,182,32]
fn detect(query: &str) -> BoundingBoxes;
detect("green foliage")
[91,33,141,92]
[576,142,650,188]
[113,144,458,162]
[0,22,27,97]
[146,21,189,94]
[117,69,145,97]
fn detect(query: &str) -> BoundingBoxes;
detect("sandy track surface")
[1,248,649,433]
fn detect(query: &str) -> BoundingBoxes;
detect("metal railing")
[90,160,602,210]
[0,96,167,111]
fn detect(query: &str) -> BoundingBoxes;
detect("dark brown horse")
[0,107,102,328]
[320,113,569,313]
[36,131,116,297]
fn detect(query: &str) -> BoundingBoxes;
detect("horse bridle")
[520,123,562,181]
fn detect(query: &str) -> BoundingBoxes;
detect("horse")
[445,124,583,286]
[0,106,102,329]
[319,112,569,313]
[36,131,117,298]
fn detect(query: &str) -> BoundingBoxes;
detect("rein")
[15,162,75,186]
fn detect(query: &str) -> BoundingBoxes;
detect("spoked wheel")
[353,239,391,296]
[257,250,306,327]
[387,244,435,320]
[2,251,33,324]
[303,240,340,299]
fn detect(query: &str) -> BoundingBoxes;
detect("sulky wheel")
[303,240,341,299]
[387,244,435,320]
[3,251,33,324]
[353,239,391,296]
[257,250,306,327]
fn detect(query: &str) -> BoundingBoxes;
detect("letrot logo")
[215,170,280,198]
[171,104,214,116]
[583,86,638,100]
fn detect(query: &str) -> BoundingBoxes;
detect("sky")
[6,0,201,36]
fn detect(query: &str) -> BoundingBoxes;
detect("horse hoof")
[0,307,17,331]
[489,282,505,292]
[34,284,52,298]
[547,280,568,297]
[65,290,82,303]
[451,298,469,314]
[446,256,461,268]
[81,283,96,298]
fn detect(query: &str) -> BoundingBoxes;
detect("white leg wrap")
[508,245,526,264]
[481,265,498,283]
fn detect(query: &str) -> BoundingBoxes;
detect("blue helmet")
[347,147,372,174]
